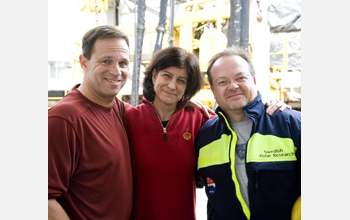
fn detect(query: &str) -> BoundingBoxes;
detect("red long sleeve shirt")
[126,98,214,220]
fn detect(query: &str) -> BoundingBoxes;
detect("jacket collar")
[141,97,189,114]
[215,91,265,125]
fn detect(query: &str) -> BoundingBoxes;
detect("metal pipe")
[240,0,249,52]
[131,0,146,106]
[168,0,175,46]
[227,0,241,48]
[153,0,168,54]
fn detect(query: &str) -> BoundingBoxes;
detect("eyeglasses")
[214,74,251,87]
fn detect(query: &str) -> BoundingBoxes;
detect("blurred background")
[48,0,301,111]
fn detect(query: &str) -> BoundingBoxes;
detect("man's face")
[210,55,257,113]
[80,38,129,105]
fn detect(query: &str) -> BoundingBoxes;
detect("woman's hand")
[188,99,216,118]
[265,99,292,115]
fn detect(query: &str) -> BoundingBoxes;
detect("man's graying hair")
[206,45,255,87]
[82,25,129,60]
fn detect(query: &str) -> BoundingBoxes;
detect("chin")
[162,98,178,106]
[228,102,246,110]
[105,88,121,98]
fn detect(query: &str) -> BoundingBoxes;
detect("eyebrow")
[162,70,188,80]
[99,55,114,60]
[216,72,246,79]
[100,55,129,63]
[162,70,173,75]
[234,72,246,77]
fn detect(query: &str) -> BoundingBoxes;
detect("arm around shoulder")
[48,199,70,220]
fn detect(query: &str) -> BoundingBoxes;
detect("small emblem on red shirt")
[183,130,191,140]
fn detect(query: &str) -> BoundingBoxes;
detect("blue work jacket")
[195,92,301,220]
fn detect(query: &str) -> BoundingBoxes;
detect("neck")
[78,83,113,108]
[225,109,248,122]
[152,99,177,121]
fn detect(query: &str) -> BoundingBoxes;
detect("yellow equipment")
[269,65,285,102]
[291,195,301,220]
[78,0,108,13]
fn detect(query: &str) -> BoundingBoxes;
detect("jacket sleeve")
[289,111,301,167]
[194,128,205,188]
[295,132,301,167]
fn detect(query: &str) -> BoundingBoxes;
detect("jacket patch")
[247,133,297,162]
[206,177,216,195]
[183,130,191,140]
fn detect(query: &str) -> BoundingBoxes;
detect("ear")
[79,54,88,71]
[152,69,157,84]
[210,86,216,100]
[253,76,257,85]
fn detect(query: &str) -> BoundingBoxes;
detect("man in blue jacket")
[195,46,301,220]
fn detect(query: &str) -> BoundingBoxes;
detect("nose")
[110,64,122,76]
[228,79,239,89]
[168,79,176,90]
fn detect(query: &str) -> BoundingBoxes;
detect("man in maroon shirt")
[48,25,132,220]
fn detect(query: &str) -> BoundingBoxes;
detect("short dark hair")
[82,25,129,60]
[206,45,255,87]
[143,46,204,102]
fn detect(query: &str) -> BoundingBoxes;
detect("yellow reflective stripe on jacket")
[247,133,297,163]
[197,134,231,169]
[197,112,250,219]
[222,114,250,220]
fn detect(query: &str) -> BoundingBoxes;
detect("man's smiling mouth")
[106,79,120,83]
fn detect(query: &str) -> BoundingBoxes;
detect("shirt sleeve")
[48,116,78,200]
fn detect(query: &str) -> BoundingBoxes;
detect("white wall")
[48,0,108,90]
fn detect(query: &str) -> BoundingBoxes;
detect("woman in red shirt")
[126,47,214,220]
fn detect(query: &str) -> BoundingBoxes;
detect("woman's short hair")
[143,46,204,102]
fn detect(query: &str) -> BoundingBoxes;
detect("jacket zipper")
[163,126,168,141]
[244,110,259,217]
[246,117,257,217]
[247,121,259,190]
[152,101,189,141]
[154,110,170,141]
[218,111,251,219]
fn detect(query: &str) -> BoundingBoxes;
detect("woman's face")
[152,66,188,108]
